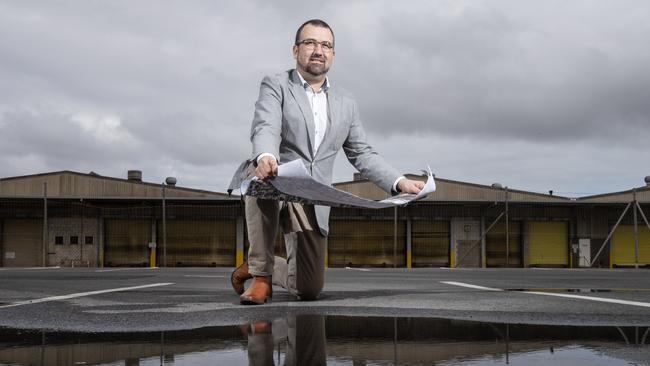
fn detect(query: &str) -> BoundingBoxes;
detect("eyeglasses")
[296,38,334,52]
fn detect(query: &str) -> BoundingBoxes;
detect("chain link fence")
[0,193,649,268]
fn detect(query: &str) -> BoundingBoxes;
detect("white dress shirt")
[296,71,329,153]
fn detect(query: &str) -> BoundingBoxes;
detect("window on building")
[55,236,64,245]
[70,236,79,245]
[85,236,94,245]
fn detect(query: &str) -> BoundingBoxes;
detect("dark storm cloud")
[1,1,649,194]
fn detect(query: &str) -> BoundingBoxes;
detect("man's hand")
[255,156,278,181]
[397,178,425,194]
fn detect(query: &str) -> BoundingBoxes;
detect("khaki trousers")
[245,193,326,300]
[246,315,326,366]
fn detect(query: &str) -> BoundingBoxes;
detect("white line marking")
[441,281,650,308]
[184,275,228,278]
[345,267,371,272]
[0,267,61,271]
[0,283,174,309]
[526,291,650,308]
[440,281,502,291]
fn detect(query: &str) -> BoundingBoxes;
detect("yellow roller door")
[411,220,449,267]
[328,220,405,267]
[163,219,236,267]
[612,225,650,265]
[2,219,43,267]
[105,219,150,267]
[528,221,568,266]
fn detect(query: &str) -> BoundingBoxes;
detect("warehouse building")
[1,170,648,269]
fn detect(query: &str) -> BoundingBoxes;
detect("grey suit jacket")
[233,69,401,236]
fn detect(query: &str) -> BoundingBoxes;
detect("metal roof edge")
[0,170,231,197]
[333,174,572,201]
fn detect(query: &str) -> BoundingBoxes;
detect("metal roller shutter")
[411,220,449,267]
[612,225,650,266]
[328,220,405,267]
[104,219,150,267]
[2,219,42,267]
[486,221,522,267]
[162,219,236,267]
[528,221,568,267]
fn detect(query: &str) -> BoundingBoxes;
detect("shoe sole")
[240,297,270,305]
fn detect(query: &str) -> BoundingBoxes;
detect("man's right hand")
[255,156,278,181]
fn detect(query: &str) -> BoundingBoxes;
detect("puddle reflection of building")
[0,317,649,365]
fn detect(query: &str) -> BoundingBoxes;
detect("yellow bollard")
[148,242,157,268]
[150,248,156,268]
[236,248,244,267]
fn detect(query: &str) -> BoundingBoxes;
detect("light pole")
[162,177,177,268]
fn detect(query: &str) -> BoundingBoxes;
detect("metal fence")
[0,193,649,269]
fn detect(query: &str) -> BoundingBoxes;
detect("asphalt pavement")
[1,267,650,332]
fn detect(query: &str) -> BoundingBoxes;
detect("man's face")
[293,24,335,78]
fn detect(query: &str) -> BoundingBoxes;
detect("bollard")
[149,242,157,268]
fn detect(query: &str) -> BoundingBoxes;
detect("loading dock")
[104,219,151,267]
[411,220,450,267]
[328,219,406,267]
[528,221,568,267]
[1,219,42,267]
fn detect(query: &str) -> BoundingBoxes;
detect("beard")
[305,60,329,76]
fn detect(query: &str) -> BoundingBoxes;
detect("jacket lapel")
[288,70,315,159]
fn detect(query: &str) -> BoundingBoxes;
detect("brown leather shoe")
[239,320,272,335]
[240,276,272,305]
[231,262,253,295]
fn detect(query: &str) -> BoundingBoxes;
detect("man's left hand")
[397,178,425,194]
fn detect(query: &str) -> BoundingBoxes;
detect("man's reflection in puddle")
[242,314,326,366]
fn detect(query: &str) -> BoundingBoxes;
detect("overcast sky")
[1,1,649,197]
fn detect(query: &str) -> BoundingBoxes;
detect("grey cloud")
[1,0,649,195]
[332,1,650,142]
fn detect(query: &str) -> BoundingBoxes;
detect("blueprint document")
[241,159,436,209]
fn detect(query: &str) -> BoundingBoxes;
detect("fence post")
[481,216,486,268]
[590,202,631,267]
[42,182,47,267]
[633,189,639,269]
[393,207,397,268]
[0,219,4,267]
[80,198,84,265]
[162,183,167,268]
[505,187,509,267]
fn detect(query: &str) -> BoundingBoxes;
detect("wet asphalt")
[1,267,649,332]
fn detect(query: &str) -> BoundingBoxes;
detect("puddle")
[0,316,649,365]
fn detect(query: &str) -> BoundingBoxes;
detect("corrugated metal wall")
[411,220,449,267]
[161,219,236,267]
[486,221,522,267]
[328,220,406,267]
[104,219,151,267]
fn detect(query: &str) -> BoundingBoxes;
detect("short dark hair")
[295,19,335,46]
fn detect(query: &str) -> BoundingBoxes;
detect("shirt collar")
[296,70,330,92]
